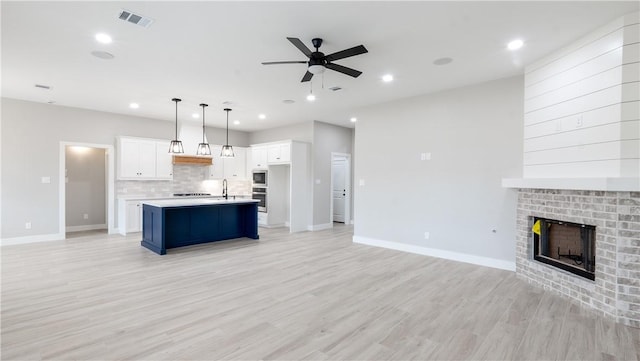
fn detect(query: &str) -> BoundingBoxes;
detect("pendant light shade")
[168,98,184,154]
[221,108,235,158]
[196,103,211,156]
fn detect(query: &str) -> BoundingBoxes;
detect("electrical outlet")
[83,214,89,219]
[420,152,432,161]
[359,179,365,186]
[424,231,430,239]
[576,115,583,128]
[41,176,51,184]
[25,222,32,230]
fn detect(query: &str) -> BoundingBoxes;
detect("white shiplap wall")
[523,12,640,178]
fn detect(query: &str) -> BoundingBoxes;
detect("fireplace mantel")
[502,177,639,192]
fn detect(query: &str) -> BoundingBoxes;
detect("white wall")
[353,76,523,268]
[0,98,250,239]
[523,12,639,178]
[65,146,106,229]
[312,121,354,226]
[248,122,312,144]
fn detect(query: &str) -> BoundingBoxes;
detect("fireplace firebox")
[532,217,595,281]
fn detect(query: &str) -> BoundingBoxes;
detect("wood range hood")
[172,155,213,166]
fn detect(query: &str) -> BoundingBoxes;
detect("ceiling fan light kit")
[262,37,368,82]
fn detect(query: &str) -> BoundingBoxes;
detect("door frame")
[330,152,351,224]
[59,142,115,237]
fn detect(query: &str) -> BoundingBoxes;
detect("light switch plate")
[359,179,365,186]
[41,176,51,184]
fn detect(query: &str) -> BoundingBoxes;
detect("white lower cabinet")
[258,212,268,226]
[118,199,143,235]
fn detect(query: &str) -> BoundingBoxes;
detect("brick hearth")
[516,189,640,327]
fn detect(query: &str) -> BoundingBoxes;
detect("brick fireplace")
[515,189,639,327]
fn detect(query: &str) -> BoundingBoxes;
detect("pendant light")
[220,108,235,158]
[196,103,211,155]
[168,98,184,153]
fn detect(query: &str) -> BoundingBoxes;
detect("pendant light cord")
[224,108,231,145]
[175,100,178,139]
[200,104,207,143]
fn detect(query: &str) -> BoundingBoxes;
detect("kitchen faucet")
[222,179,228,200]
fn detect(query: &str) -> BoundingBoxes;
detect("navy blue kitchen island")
[140,199,259,255]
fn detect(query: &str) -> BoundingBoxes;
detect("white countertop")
[118,195,252,201]
[142,198,259,208]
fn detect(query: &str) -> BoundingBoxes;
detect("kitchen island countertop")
[142,198,258,208]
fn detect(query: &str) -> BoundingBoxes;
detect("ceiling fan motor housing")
[308,53,326,66]
[262,36,368,81]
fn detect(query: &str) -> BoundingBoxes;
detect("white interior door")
[332,158,347,223]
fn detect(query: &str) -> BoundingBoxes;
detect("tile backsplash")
[117,165,251,198]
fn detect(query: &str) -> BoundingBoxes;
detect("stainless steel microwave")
[252,170,267,186]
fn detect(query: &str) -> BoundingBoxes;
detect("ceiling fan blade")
[325,63,362,78]
[262,61,308,65]
[287,37,312,58]
[325,45,368,62]
[301,71,314,82]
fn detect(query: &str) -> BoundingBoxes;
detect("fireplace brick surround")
[516,188,640,327]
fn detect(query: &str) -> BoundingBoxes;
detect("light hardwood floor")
[2,225,639,360]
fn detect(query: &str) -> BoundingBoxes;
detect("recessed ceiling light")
[129,103,139,109]
[192,113,199,119]
[508,39,524,51]
[433,57,453,66]
[234,120,240,125]
[306,94,316,101]
[382,74,394,82]
[350,117,357,123]
[258,114,266,119]
[91,51,114,60]
[95,33,112,44]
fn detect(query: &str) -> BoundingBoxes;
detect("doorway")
[330,153,351,224]
[59,142,115,238]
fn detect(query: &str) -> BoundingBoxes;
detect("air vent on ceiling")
[118,9,154,28]
[35,84,51,90]
[329,86,342,91]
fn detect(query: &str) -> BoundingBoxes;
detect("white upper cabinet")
[267,142,291,164]
[208,146,247,180]
[208,145,224,179]
[250,146,268,169]
[117,136,173,180]
[224,147,247,179]
[155,141,173,179]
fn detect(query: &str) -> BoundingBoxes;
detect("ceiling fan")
[262,37,368,82]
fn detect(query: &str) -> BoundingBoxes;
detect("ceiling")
[2,1,638,132]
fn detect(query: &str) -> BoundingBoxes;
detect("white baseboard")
[66,224,107,232]
[1,232,65,246]
[352,236,516,272]
[308,223,333,231]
